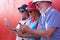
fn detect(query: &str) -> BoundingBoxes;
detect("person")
[17,1,41,40]
[16,4,30,40]
[18,0,60,40]
[4,4,29,40]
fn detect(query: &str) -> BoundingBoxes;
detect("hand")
[12,29,17,34]
[17,29,23,37]
[4,18,11,28]
[4,18,15,31]
[20,25,31,34]
[11,28,18,34]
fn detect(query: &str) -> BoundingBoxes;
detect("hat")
[33,0,52,3]
[18,4,28,13]
[26,1,39,11]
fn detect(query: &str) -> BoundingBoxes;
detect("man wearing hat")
[4,4,30,40]
[16,4,30,40]
[19,0,60,40]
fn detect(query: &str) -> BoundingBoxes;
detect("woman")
[17,1,41,40]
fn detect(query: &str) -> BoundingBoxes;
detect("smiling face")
[20,11,29,19]
[28,10,40,19]
[34,1,52,14]
[35,2,47,10]
[34,1,51,14]
[28,11,36,18]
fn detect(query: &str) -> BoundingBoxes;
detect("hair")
[34,10,41,17]
[41,1,52,5]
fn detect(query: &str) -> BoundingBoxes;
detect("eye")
[21,11,24,13]
[35,2,41,7]
[29,11,32,13]
[20,11,24,13]
[35,3,39,6]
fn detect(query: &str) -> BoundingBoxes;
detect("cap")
[33,0,52,3]
[26,1,39,11]
[18,4,28,13]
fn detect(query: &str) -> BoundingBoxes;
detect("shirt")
[16,18,30,40]
[27,18,40,40]
[37,7,60,40]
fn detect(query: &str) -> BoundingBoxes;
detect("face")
[35,2,47,13]
[28,11,36,18]
[21,11,28,19]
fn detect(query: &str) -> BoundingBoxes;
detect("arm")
[20,25,56,38]
[4,18,18,34]
[29,28,56,38]
[18,33,40,38]
[17,25,40,38]
[6,23,18,34]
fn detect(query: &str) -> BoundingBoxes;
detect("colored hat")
[18,4,28,13]
[33,0,52,3]
[26,1,39,11]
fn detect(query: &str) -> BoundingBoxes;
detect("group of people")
[5,0,60,40]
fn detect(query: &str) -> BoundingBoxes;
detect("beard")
[39,5,47,16]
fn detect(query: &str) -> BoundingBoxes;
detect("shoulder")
[50,8,60,15]
[47,8,60,19]
[47,8,60,28]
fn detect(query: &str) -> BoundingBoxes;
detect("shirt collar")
[42,6,52,17]
[45,6,52,14]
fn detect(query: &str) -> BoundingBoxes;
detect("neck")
[46,4,51,10]
[35,15,40,20]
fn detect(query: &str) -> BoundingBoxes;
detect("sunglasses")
[20,11,24,13]
[35,2,41,6]
[28,11,33,13]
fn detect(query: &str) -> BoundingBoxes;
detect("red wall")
[52,0,60,11]
[0,0,60,40]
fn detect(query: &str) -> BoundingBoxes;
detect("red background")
[0,0,60,40]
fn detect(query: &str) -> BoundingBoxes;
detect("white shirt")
[16,18,30,40]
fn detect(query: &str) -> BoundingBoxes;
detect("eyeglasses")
[35,2,41,6]
[20,11,24,13]
[28,11,33,13]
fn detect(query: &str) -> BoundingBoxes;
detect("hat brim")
[32,0,40,4]
[32,0,52,4]
[26,7,33,11]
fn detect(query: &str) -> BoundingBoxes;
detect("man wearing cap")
[16,4,30,40]
[19,0,60,40]
[4,4,30,40]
